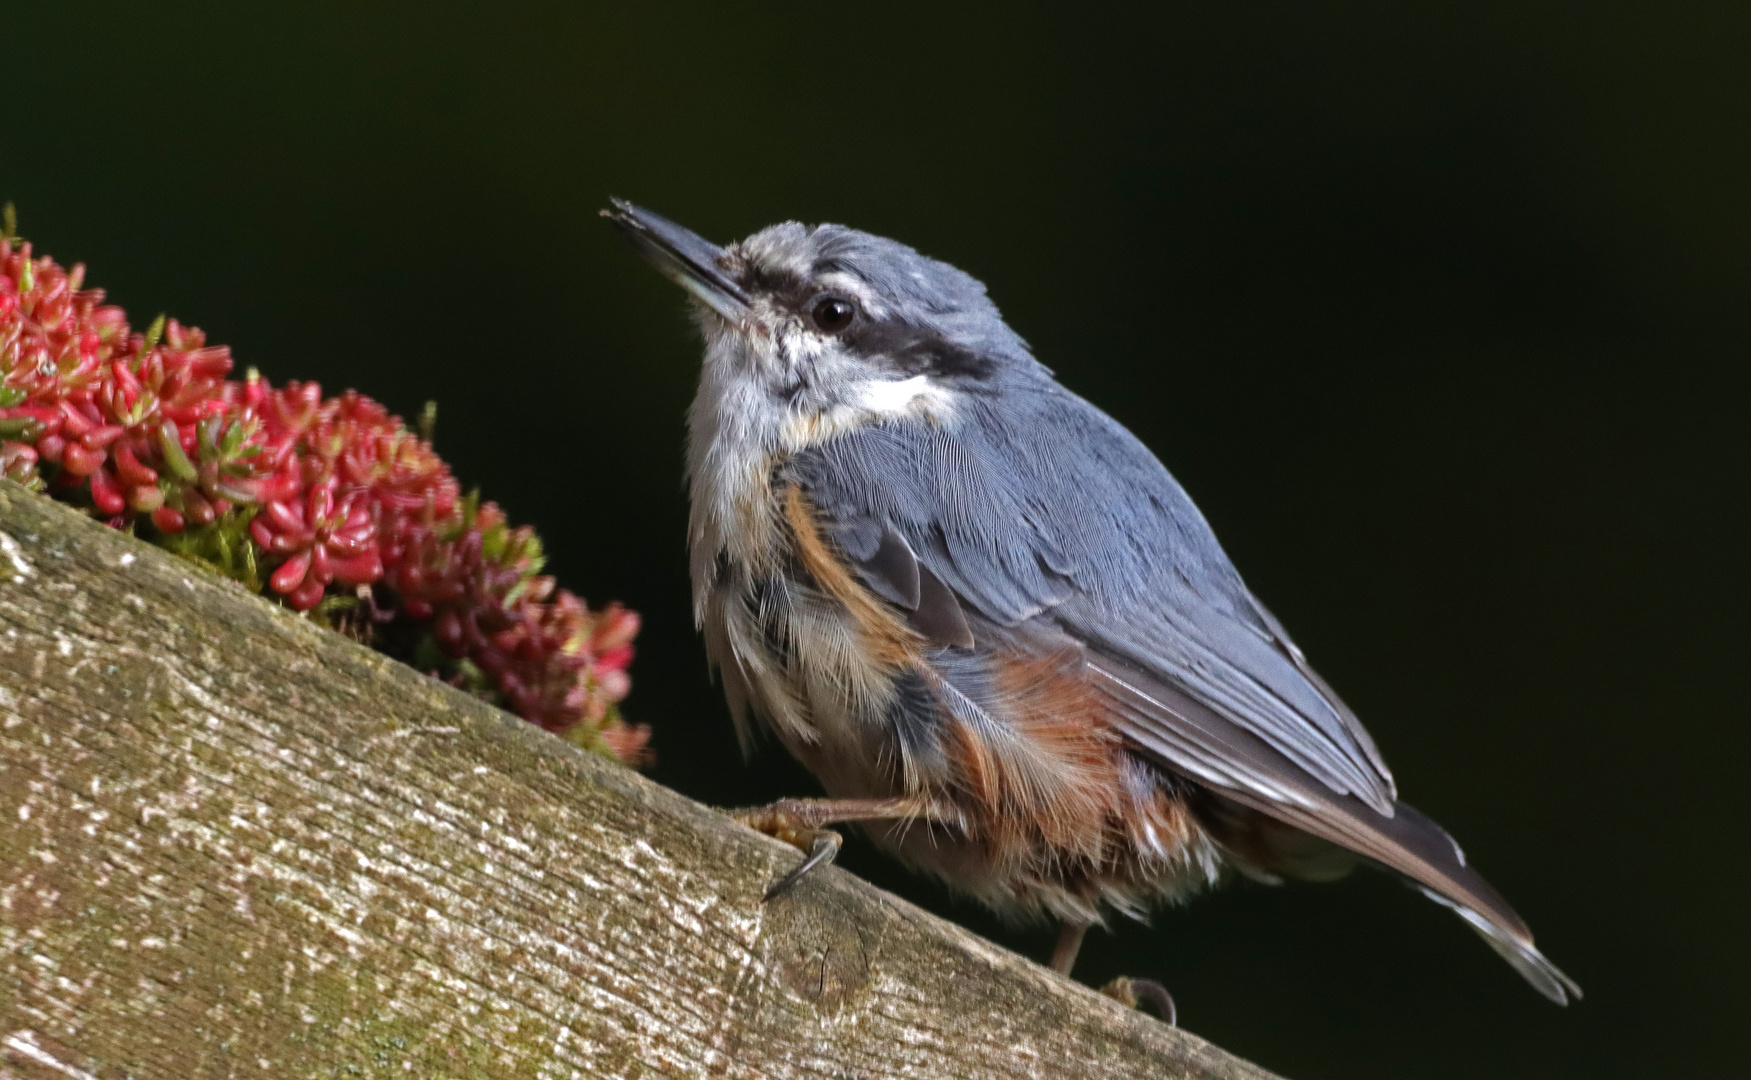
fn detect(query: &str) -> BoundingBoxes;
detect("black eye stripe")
[843,320,997,381]
[741,263,996,380]
[744,264,811,299]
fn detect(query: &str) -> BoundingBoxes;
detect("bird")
[602,198,1580,1013]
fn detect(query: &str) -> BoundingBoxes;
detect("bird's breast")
[696,477,923,781]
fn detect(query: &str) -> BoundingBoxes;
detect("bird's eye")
[810,296,857,333]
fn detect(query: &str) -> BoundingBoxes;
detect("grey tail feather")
[1091,655,1581,1003]
[1200,782,1584,1003]
[1416,887,1583,1005]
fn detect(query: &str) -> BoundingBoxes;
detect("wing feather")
[788,385,1395,810]
[785,382,1578,1001]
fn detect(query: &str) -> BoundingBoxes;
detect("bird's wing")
[787,383,1397,813]
[786,384,1579,1002]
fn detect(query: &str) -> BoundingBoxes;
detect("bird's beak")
[601,199,751,323]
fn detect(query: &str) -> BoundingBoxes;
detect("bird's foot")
[728,796,946,901]
[729,800,847,901]
[1100,976,1177,1027]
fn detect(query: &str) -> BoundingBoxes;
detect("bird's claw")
[759,829,842,900]
[730,802,845,901]
[1101,976,1177,1027]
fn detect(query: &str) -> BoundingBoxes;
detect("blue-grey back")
[785,377,1397,810]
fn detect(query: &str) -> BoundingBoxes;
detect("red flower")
[249,480,383,610]
[0,219,645,764]
[1,439,40,488]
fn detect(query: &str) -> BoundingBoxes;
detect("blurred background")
[6,2,1744,1076]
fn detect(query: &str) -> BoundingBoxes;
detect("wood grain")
[0,481,1279,1080]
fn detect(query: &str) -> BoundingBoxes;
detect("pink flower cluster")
[0,224,649,765]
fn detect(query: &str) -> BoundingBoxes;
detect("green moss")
[157,506,262,592]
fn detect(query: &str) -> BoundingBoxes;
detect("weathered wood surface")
[0,480,1278,1080]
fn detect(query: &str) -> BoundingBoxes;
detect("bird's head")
[603,200,1038,445]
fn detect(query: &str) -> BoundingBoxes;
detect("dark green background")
[7,3,1744,1076]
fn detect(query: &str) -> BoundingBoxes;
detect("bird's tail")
[1247,790,1583,1004]
[1091,654,1581,1002]
[1414,882,1582,1005]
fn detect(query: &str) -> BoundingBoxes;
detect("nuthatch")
[604,199,1580,1011]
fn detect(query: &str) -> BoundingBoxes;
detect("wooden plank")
[0,481,1278,1080]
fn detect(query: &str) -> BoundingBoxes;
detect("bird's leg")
[1100,976,1178,1027]
[1050,920,1089,975]
[1051,919,1176,1026]
[729,796,946,901]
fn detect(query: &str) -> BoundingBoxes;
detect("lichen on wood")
[0,480,1278,1080]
